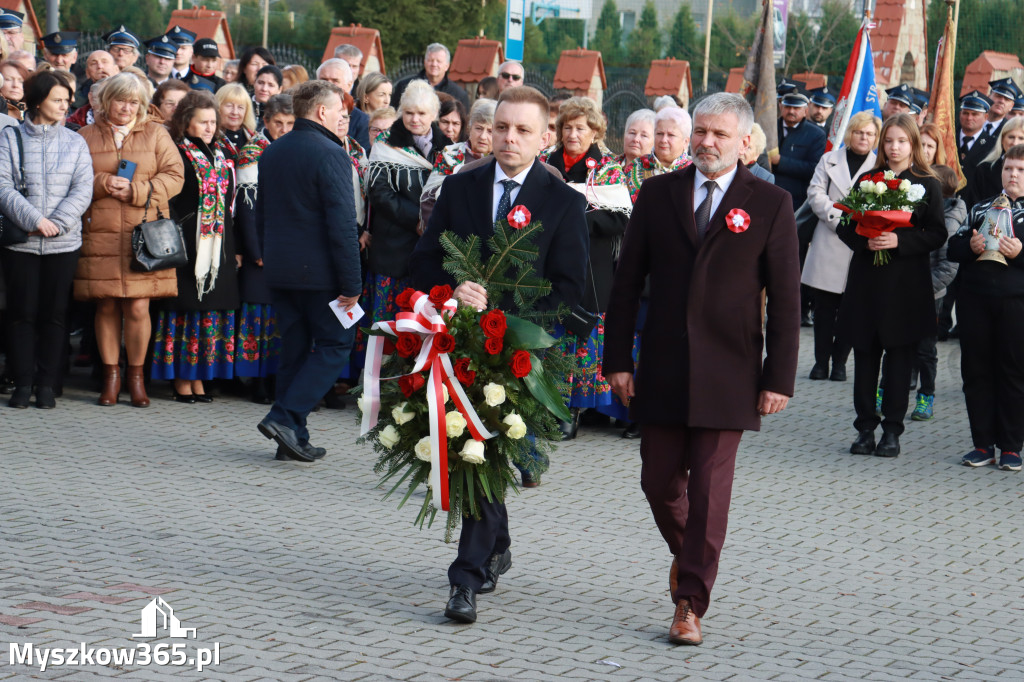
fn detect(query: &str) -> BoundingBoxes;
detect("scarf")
[539,144,632,216]
[180,137,233,300]
[420,141,471,202]
[111,118,134,150]
[562,149,586,172]
[235,131,271,210]
[625,152,691,203]
[366,129,434,193]
[343,136,367,226]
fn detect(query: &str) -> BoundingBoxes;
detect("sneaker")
[998,451,1022,472]
[875,388,883,417]
[911,393,934,421]
[961,447,995,467]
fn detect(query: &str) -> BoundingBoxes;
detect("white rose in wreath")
[357,394,368,413]
[446,410,467,438]
[460,439,486,464]
[502,412,527,439]
[483,382,506,406]
[392,402,415,425]
[883,170,896,181]
[414,436,433,461]
[378,425,400,449]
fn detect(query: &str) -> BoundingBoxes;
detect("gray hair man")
[390,42,469,111]
[497,60,525,93]
[333,44,363,79]
[317,57,370,149]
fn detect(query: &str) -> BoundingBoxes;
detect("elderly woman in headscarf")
[364,79,450,323]
[625,106,692,201]
[538,96,632,440]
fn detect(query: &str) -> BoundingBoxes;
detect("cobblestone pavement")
[1,329,1021,681]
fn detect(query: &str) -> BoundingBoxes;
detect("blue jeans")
[265,289,355,444]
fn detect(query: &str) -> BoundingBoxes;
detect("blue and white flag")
[827,21,882,151]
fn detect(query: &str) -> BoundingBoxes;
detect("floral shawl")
[343,135,367,226]
[180,137,234,300]
[234,131,270,211]
[420,141,474,202]
[539,144,632,216]
[624,151,692,203]
[366,128,433,193]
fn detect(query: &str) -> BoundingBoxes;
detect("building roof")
[322,25,385,75]
[725,66,745,93]
[448,36,503,84]
[645,58,692,98]
[792,72,827,91]
[167,8,234,59]
[0,0,41,44]
[553,48,606,91]
[870,0,905,84]
[961,51,1024,97]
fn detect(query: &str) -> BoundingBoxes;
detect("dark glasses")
[499,72,522,81]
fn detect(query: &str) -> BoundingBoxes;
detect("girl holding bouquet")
[836,114,946,458]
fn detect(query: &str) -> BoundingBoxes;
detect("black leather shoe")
[172,391,196,404]
[830,364,847,382]
[558,408,580,441]
[274,443,326,461]
[35,387,56,409]
[809,363,828,380]
[192,393,214,403]
[875,432,900,458]
[8,386,30,409]
[478,550,512,594]
[621,422,641,439]
[850,430,876,455]
[444,584,477,623]
[258,418,315,462]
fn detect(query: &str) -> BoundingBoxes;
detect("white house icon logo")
[132,597,196,639]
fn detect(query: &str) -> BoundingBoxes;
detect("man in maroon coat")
[604,93,801,646]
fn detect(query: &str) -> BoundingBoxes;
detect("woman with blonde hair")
[918,122,946,167]
[214,83,256,158]
[971,116,1024,205]
[74,71,185,407]
[281,64,308,91]
[355,71,391,113]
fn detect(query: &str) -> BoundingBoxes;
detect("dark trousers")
[266,288,355,444]
[938,273,960,331]
[958,292,1024,452]
[639,424,743,618]
[448,499,511,591]
[0,249,79,387]
[853,342,915,435]
[810,287,851,368]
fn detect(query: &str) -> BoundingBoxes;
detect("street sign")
[506,0,526,61]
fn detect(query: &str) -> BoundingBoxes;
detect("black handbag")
[0,127,29,247]
[131,182,188,272]
[563,260,601,339]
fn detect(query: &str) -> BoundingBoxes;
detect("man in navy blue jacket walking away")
[255,80,361,462]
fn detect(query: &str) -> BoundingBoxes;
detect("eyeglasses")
[369,126,387,136]
[499,72,522,81]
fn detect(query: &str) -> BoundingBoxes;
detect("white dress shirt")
[492,161,534,221]
[693,164,739,222]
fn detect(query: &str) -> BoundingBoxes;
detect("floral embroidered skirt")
[553,312,613,410]
[234,303,281,378]
[347,273,412,381]
[151,309,236,381]
[597,300,647,423]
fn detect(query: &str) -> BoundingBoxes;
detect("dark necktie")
[961,135,974,154]
[695,180,717,240]
[495,179,519,223]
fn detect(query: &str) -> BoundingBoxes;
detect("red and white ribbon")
[361,291,496,511]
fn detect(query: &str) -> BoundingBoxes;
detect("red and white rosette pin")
[725,208,751,233]
[507,204,531,229]
[585,157,597,170]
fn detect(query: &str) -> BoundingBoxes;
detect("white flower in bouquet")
[443,384,449,403]
[883,170,896,181]
[899,179,912,192]
[392,402,415,425]
[906,183,926,203]
[502,412,527,439]
[357,394,369,413]
[483,382,506,406]
[859,180,875,193]
[379,425,401,449]
[414,436,433,461]
[446,410,467,438]
[874,181,888,195]
[460,439,486,464]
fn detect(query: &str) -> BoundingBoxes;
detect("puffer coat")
[74,116,184,300]
[0,117,93,255]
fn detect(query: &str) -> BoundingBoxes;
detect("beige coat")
[74,117,185,300]
[801,148,876,294]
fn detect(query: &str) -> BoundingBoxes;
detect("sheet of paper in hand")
[329,300,364,329]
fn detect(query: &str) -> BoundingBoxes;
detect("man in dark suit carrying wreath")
[604,92,801,646]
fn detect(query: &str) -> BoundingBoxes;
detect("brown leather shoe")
[98,364,121,406]
[126,365,150,408]
[668,598,702,645]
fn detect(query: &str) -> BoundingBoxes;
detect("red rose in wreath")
[398,373,426,397]
[479,309,507,339]
[509,350,532,378]
[428,284,453,307]
[432,332,456,354]
[454,357,476,385]
[382,338,397,355]
[395,332,422,358]
[395,287,416,311]
[507,205,531,230]
[725,208,751,233]
[484,336,503,355]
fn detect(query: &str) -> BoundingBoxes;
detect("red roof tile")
[553,48,606,91]
[725,67,745,93]
[449,36,503,83]
[167,8,234,59]
[792,72,827,91]
[870,0,907,79]
[322,25,385,75]
[0,0,41,44]
[645,58,692,98]
[961,51,1024,97]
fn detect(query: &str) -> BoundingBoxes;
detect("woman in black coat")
[151,91,239,403]
[837,114,947,457]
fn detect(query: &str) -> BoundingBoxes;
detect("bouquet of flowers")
[358,206,571,541]
[834,170,927,265]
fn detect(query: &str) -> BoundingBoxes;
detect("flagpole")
[702,0,714,92]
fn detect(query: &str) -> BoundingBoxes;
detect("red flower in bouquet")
[506,205,531,230]
[382,338,397,355]
[398,372,426,397]
[479,309,507,338]
[433,332,456,354]
[885,178,900,190]
[484,336,503,355]
[454,357,476,385]
[509,350,532,378]
[835,170,926,265]
[428,284,453,307]
[395,287,416,311]
[395,332,422,358]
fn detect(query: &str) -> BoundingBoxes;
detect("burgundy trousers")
[639,424,743,618]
